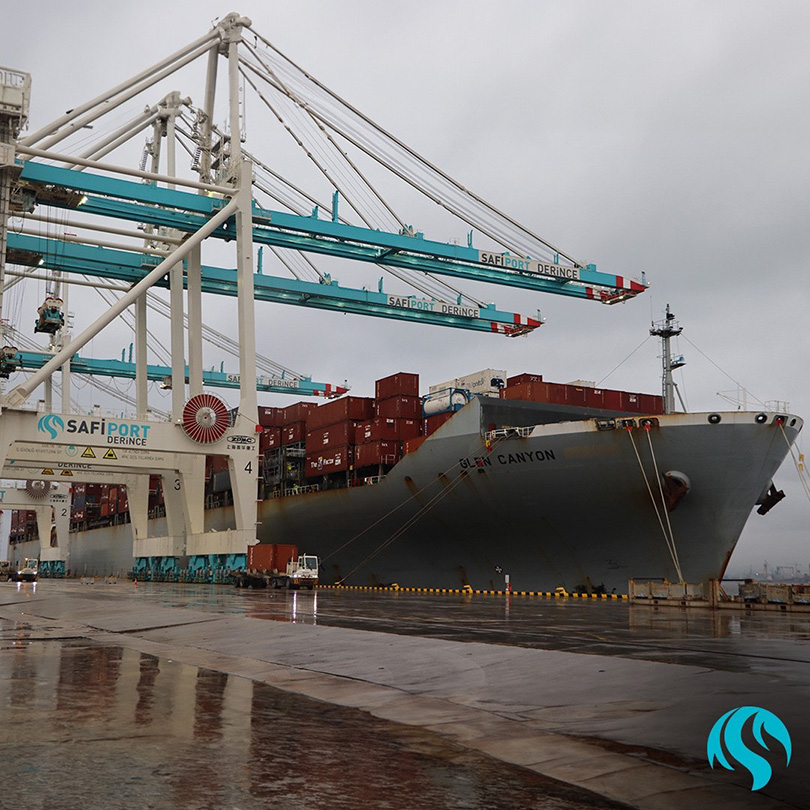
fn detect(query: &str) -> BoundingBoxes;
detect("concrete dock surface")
[1,580,807,809]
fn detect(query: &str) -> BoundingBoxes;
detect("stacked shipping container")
[304,396,373,478]
[501,373,664,415]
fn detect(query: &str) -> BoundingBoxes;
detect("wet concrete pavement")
[2,638,624,810]
[1,581,808,809]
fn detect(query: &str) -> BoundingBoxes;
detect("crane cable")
[242,42,404,231]
[245,28,581,266]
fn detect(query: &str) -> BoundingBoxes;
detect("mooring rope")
[779,423,810,503]
[335,468,471,583]
[322,437,495,564]
[625,426,684,583]
[644,425,683,582]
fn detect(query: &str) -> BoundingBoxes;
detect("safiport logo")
[37,413,65,440]
[34,415,152,446]
[707,706,791,790]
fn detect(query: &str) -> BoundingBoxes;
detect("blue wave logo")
[37,413,65,440]
[707,706,791,790]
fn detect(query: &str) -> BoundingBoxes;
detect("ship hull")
[13,401,802,593]
[258,404,802,592]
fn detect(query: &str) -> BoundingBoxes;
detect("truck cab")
[287,554,319,589]
[10,558,38,582]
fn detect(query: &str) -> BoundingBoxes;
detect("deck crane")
[0,13,648,579]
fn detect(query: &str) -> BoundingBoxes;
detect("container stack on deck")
[6,482,137,539]
[259,402,317,495]
[9,509,37,544]
[500,373,664,414]
[254,372,427,494]
[354,372,422,476]
[303,394,373,483]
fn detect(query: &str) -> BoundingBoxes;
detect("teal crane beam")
[15,350,346,398]
[18,161,647,304]
[7,233,543,335]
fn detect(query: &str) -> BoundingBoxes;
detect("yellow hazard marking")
[60,470,73,477]
[315,584,629,599]
[81,447,96,459]
[41,468,54,476]
[103,448,117,460]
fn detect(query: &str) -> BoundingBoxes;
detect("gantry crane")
[0,14,648,578]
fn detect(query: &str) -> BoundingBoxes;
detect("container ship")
[7,369,802,594]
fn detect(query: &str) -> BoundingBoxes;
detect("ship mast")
[650,304,686,414]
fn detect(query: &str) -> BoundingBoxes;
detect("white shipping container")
[429,368,506,395]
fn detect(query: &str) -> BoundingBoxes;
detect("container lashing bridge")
[0,13,647,578]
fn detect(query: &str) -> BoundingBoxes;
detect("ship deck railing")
[269,484,320,498]
[485,426,534,441]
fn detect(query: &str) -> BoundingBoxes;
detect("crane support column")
[226,158,260,542]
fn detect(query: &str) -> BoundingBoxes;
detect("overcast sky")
[3,0,809,572]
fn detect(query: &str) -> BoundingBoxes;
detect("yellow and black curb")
[316,584,627,599]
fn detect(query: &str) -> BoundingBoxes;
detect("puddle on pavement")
[0,636,626,809]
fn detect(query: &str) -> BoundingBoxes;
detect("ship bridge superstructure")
[0,13,648,576]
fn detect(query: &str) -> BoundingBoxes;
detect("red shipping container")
[211,455,229,473]
[502,382,551,403]
[507,373,544,386]
[283,421,306,445]
[585,388,605,409]
[424,411,454,435]
[304,445,353,478]
[259,427,282,452]
[308,396,375,430]
[603,390,624,411]
[545,383,568,405]
[375,372,419,400]
[356,440,400,468]
[623,392,641,412]
[357,417,391,443]
[396,418,422,440]
[248,543,298,573]
[282,401,318,426]
[354,420,371,444]
[403,435,427,455]
[375,395,421,420]
[355,417,408,443]
[639,394,664,415]
[258,406,284,428]
[306,421,360,452]
[566,386,588,407]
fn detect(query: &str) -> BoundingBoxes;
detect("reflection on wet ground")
[1,635,625,809]
[125,582,810,674]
